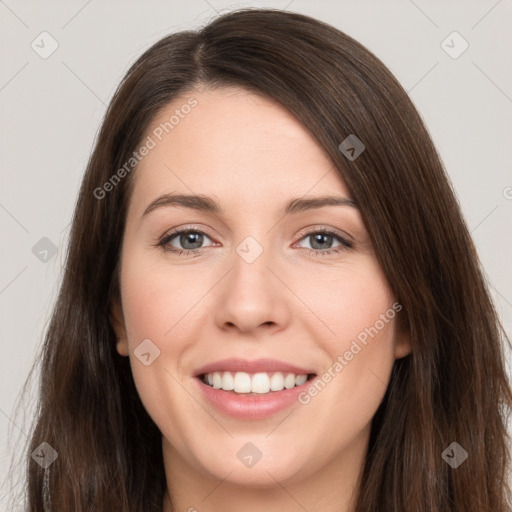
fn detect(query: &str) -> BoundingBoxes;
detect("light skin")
[110,86,411,512]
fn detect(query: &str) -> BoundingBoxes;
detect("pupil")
[181,232,203,250]
[311,233,332,250]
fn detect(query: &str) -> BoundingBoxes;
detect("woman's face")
[111,86,410,493]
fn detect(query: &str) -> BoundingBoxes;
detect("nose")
[214,238,290,335]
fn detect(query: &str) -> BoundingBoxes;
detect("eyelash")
[155,225,353,258]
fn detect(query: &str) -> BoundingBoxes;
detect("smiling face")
[110,86,410,503]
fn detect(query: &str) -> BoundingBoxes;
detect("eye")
[155,226,353,257]
[156,227,215,255]
[295,228,353,257]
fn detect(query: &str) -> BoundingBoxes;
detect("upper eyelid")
[163,225,217,243]
[295,225,353,242]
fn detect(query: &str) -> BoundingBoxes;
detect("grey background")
[1,0,511,505]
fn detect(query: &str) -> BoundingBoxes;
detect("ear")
[110,296,129,357]
[394,330,412,359]
[393,311,412,360]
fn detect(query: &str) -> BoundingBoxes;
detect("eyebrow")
[141,193,358,220]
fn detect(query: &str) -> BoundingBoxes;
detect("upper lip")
[194,358,316,377]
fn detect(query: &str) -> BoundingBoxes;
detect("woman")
[19,7,511,511]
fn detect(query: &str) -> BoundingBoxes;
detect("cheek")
[120,250,199,346]
[295,259,398,424]
[298,258,397,351]
[118,251,199,419]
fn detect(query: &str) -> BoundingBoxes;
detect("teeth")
[295,374,308,386]
[201,371,310,394]
[212,372,222,389]
[251,373,270,393]
[222,371,235,390]
[234,372,251,393]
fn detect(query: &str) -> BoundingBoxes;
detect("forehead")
[128,86,350,216]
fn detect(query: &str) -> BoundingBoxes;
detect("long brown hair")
[13,7,512,511]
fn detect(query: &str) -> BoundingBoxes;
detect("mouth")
[193,358,319,418]
[197,371,317,395]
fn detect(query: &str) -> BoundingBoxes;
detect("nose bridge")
[235,234,267,267]
[215,231,284,332]
[230,232,274,297]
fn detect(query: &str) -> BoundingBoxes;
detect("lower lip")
[195,376,316,420]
